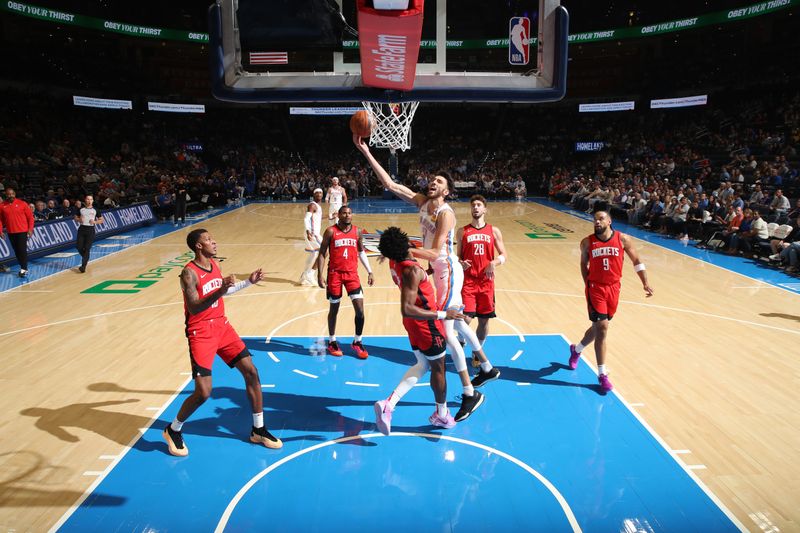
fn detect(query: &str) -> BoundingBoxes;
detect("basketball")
[349,110,373,137]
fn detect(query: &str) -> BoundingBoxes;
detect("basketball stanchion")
[361,101,420,152]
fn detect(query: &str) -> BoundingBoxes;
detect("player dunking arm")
[163,228,282,457]
[568,210,654,392]
[317,205,374,359]
[456,195,506,385]
[300,188,324,286]
[373,227,466,435]
[354,134,491,422]
[325,177,347,225]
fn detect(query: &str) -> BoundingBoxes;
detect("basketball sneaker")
[163,425,189,457]
[454,390,484,422]
[374,400,392,435]
[250,426,283,449]
[327,341,343,357]
[471,367,500,388]
[568,344,582,370]
[429,409,456,429]
[351,341,369,359]
[598,374,614,392]
[18,269,28,278]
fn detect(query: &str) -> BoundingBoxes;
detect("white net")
[362,101,419,152]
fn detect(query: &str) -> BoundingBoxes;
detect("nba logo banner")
[509,17,530,66]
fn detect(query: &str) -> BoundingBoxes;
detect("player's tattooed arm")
[317,227,334,288]
[181,266,230,314]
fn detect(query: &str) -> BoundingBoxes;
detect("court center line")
[261,384,275,388]
[413,382,430,387]
[267,352,281,363]
[213,432,581,533]
[517,382,531,386]
[292,369,318,379]
[511,350,523,361]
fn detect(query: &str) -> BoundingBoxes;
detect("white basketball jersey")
[419,200,456,261]
[309,201,322,237]
[329,187,344,207]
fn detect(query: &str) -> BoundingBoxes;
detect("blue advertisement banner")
[0,203,155,262]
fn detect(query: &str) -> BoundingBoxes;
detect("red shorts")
[403,317,447,358]
[326,270,362,302]
[585,281,620,321]
[462,275,496,318]
[186,318,247,376]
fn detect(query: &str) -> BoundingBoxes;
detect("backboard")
[209,0,568,103]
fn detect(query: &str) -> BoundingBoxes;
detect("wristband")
[226,279,252,295]
[634,263,646,272]
[497,254,506,265]
[436,311,447,320]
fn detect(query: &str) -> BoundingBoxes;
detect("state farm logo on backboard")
[509,17,531,66]
[362,231,423,257]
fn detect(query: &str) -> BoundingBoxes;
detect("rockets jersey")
[329,224,360,273]
[419,200,456,262]
[460,223,495,278]
[183,259,225,326]
[389,259,438,312]
[587,230,625,284]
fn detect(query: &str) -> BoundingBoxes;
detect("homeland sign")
[0,203,155,262]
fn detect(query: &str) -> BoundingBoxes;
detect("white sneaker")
[769,254,781,261]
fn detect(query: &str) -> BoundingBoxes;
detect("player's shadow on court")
[20,399,152,445]
[760,312,800,323]
[88,382,175,395]
[134,387,433,453]
[0,451,126,508]
[495,363,602,393]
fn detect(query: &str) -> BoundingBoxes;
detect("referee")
[74,195,104,273]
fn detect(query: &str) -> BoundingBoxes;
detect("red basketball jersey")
[587,231,624,284]
[184,260,225,326]
[389,259,438,311]
[460,223,495,278]
[329,224,360,272]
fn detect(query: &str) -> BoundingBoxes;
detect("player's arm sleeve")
[304,211,313,232]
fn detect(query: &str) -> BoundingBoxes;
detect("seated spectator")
[44,199,59,220]
[154,188,173,220]
[732,210,769,257]
[33,200,49,222]
[769,189,790,222]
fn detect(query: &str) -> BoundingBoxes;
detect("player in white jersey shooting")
[354,134,494,422]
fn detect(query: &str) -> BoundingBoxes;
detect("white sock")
[463,384,474,397]
[329,335,336,342]
[253,412,264,428]
[480,361,493,372]
[354,334,362,342]
[436,402,447,417]
[576,342,585,353]
[598,364,607,375]
[170,418,184,432]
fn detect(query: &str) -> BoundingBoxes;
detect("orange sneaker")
[327,340,343,357]
[351,341,369,359]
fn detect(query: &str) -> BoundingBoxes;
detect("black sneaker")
[471,367,500,388]
[78,266,86,273]
[250,426,283,449]
[18,269,28,278]
[454,390,485,422]
[163,425,189,457]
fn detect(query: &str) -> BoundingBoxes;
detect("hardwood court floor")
[1,199,797,532]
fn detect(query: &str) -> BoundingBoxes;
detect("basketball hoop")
[362,101,419,152]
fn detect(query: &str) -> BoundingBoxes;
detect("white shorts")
[432,255,463,311]
[304,233,322,252]
[329,202,343,218]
